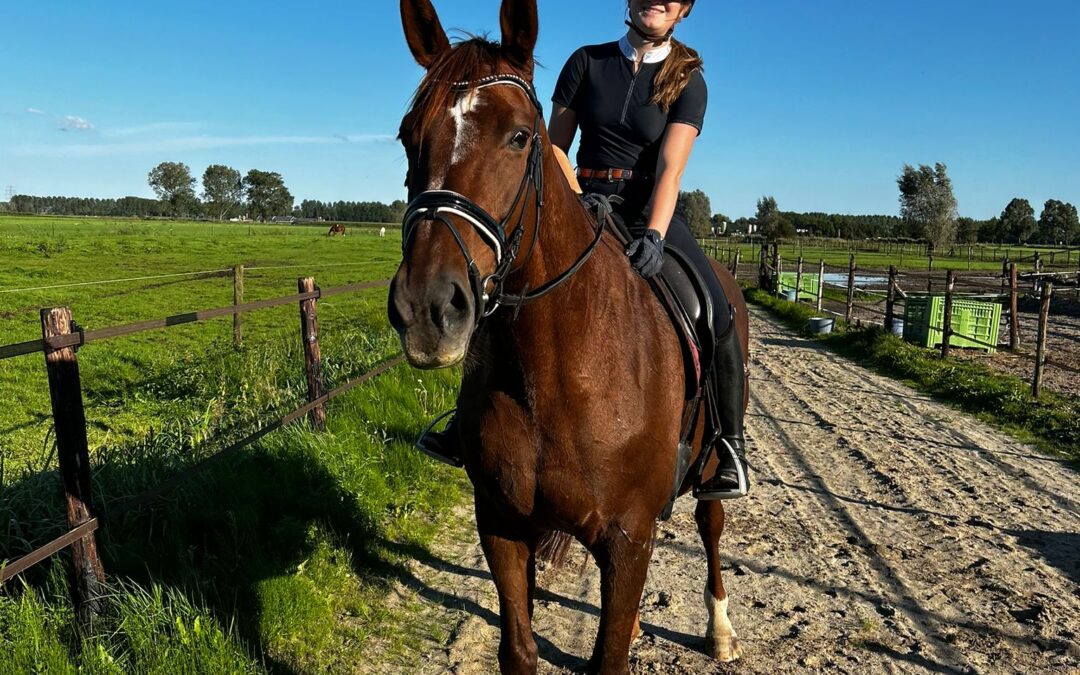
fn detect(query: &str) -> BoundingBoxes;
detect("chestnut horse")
[388,1,749,672]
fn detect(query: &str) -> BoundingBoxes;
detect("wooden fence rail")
[0,275,398,629]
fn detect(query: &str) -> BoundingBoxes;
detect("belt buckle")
[606,168,616,182]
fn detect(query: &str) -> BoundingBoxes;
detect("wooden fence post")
[297,277,327,430]
[772,244,782,297]
[41,307,105,627]
[816,260,825,312]
[845,254,856,324]
[233,264,244,348]
[1009,263,1020,351]
[941,271,955,359]
[885,265,897,333]
[1032,281,1053,397]
[730,249,741,280]
[758,243,768,289]
[795,256,804,303]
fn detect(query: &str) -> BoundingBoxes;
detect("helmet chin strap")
[624,17,673,47]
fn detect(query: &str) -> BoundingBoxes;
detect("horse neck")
[488,144,631,356]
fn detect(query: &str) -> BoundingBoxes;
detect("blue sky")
[1,0,1077,219]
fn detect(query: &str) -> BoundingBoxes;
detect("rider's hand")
[625,228,665,279]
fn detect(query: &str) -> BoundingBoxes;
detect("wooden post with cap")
[41,307,105,627]
[298,277,327,430]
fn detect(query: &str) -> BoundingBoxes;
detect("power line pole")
[4,185,14,201]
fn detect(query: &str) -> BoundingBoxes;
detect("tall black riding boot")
[695,325,750,500]
[415,410,464,468]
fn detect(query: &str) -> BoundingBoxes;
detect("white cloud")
[60,115,95,131]
[27,108,47,115]
[14,133,396,157]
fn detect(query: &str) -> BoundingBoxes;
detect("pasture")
[1,215,467,671]
[2,215,1076,673]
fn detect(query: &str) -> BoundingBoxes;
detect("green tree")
[148,161,197,216]
[243,170,294,221]
[677,189,712,238]
[201,165,244,220]
[897,163,957,250]
[1037,199,1080,245]
[755,195,782,240]
[956,217,979,244]
[999,198,1037,244]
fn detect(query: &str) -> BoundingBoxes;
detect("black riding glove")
[625,228,665,279]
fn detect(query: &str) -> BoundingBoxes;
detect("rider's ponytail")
[650,38,703,112]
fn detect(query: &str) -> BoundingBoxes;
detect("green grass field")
[1,214,467,671]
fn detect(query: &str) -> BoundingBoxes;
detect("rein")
[401,74,605,322]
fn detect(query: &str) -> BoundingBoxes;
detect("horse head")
[389,0,541,369]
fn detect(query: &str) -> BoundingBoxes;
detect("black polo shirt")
[552,40,707,175]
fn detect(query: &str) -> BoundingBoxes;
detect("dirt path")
[399,307,1080,674]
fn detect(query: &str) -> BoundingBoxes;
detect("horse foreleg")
[695,500,742,662]
[476,504,538,674]
[589,525,652,675]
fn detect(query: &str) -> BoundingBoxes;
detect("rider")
[418,0,749,499]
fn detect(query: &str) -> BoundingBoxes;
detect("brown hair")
[650,38,704,112]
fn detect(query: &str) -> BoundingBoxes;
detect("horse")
[327,223,346,236]
[388,1,750,672]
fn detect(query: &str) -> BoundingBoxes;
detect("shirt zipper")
[620,65,643,125]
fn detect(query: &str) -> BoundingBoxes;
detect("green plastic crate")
[778,272,820,301]
[902,295,1002,353]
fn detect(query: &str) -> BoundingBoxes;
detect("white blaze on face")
[427,89,485,190]
[449,89,483,166]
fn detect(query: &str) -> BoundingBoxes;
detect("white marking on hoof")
[704,588,741,662]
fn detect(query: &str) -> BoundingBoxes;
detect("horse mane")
[405,36,506,139]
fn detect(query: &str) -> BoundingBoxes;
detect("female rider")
[420,0,749,499]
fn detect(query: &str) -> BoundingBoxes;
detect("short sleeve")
[668,69,707,134]
[552,47,589,111]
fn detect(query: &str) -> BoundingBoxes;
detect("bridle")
[400,74,605,323]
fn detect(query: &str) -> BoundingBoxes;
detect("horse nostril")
[449,280,469,315]
[430,276,471,330]
[388,277,410,333]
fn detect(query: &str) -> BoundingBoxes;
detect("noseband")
[401,74,604,322]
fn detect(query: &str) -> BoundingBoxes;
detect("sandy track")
[400,307,1080,674]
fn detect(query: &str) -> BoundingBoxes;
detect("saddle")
[605,212,718,399]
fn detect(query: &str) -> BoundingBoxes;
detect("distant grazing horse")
[327,223,346,236]
[388,1,750,673]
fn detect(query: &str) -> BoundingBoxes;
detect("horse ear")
[499,0,538,77]
[400,0,451,69]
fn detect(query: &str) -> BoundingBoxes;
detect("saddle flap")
[659,245,715,380]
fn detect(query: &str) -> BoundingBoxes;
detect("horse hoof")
[707,635,743,662]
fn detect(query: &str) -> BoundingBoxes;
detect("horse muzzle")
[388,271,474,369]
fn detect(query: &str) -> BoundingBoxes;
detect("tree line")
[2,162,407,224]
[4,161,1076,244]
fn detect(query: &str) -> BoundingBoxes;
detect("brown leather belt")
[576,167,647,182]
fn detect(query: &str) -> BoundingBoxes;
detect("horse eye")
[510,130,530,150]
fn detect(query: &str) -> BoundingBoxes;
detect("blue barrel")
[890,318,904,337]
[783,290,798,302]
[808,317,834,334]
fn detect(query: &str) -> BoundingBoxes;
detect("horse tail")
[536,531,574,569]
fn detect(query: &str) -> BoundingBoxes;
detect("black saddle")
[607,213,720,399]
